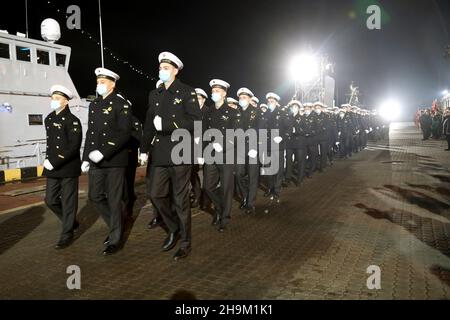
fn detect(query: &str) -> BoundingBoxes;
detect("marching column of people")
[44,51,387,260]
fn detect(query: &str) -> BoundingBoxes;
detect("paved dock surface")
[1,122,449,300]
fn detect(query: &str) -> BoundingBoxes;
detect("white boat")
[0,20,88,171]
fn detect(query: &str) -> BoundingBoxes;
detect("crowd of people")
[42,51,391,260]
[415,106,450,150]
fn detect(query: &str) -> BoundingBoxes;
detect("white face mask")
[239,99,249,110]
[305,110,311,116]
[339,113,345,119]
[96,84,108,96]
[211,92,222,103]
[315,109,322,115]
[50,100,61,110]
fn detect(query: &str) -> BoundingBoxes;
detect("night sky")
[3,0,450,121]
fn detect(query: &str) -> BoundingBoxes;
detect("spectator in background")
[419,109,432,140]
[443,109,450,151]
[431,111,443,139]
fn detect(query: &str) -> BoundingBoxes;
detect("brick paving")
[0,122,449,300]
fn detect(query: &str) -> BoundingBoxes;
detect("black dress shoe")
[271,194,280,204]
[245,206,256,215]
[263,191,271,197]
[55,236,74,249]
[173,247,191,261]
[103,245,119,256]
[191,198,199,208]
[162,232,180,252]
[72,221,80,233]
[239,200,247,210]
[217,224,226,232]
[103,236,110,246]
[148,216,162,230]
[211,213,220,226]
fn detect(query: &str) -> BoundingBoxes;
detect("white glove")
[88,150,104,163]
[212,142,223,153]
[376,127,380,130]
[194,137,200,145]
[338,132,341,136]
[81,161,90,173]
[43,159,54,171]
[335,142,340,146]
[365,130,369,134]
[248,149,258,159]
[273,136,283,144]
[153,115,162,131]
[139,153,148,166]
[356,130,360,134]
[369,127,373,132]
[197,157,205,165]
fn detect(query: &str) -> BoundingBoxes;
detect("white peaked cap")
[237,87,254,97]
[227,97,238,104]
[209,79,230,90]
[95,67,120,81]
[158,51,184,70]
[50,84,73,100]
[266,92,281,101]
[195,88,208,99]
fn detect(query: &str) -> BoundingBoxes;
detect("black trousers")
[88,167,126,246]
[267,150,284,195]
[149,165,192,248]
[285,148,306,183]
[235,162,259,208]
[306,137,319,176]
[318,139,329,170]
[446,135,450,149]
[203,164,235,225]
[422,127,431,140]
[45,177,79,241]
[190,164,202,203]
[124,164,137,214]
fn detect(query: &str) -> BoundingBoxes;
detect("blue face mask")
[239,99,249,110]
[96,84,108,96]
[211,92,222,103]
[159,70,171,83]
[50,100,61,110]
[268,103,276,112]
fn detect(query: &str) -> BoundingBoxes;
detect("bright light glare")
[443,89,449,96]
[378,100,401,121]
[289,54,319,83]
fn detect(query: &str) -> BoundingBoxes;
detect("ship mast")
[98,0,105,67]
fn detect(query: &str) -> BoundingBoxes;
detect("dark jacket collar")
[157,78,182,95]
[52,105,71,119]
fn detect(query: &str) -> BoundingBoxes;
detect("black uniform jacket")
[43,106,82,178]
[82,91,132,168]
[141,78,202,166]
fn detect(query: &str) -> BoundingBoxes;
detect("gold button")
[56,146,59,149]
[104,122,107,125]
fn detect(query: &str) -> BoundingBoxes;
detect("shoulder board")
[116,93,127,102]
